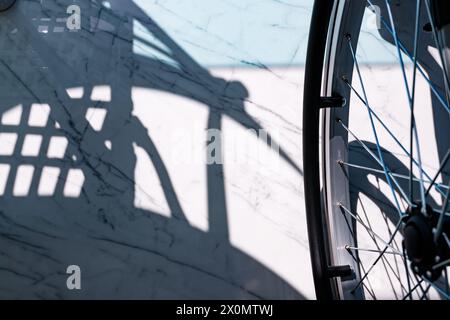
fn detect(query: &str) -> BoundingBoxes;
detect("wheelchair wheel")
[303,0,450,299]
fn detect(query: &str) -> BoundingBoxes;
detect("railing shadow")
[0,0,303,299]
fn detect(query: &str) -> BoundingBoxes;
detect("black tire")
[302,0,335,300]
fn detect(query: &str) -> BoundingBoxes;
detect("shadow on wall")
[0,0,303,299]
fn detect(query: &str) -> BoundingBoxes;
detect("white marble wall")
[0,0,314,299]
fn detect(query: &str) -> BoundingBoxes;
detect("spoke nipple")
[336,118,342,123]
[414,266,420,273]
[426,271,433,279]
[435,256,441,263]
[345,33,352,41]
[337,160,343,165]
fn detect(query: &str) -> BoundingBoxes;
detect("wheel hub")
[404,203,449,281]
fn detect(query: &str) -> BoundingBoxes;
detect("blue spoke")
[410,0,421,203]
[347,36,407,215]
[424,278,450,300]
[422,0,450,246]
[384,0,427,213]
[343,80,446,198]
[425,149,450,197]
[366,0,450,116]
[424,0,450,95]
[342,161,450,213]
[435,181,450,243]
[339,120,412,209]
[341,161,450,191]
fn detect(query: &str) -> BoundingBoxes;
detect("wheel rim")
[319,0,450,299]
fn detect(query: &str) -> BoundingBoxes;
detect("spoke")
[341,161,450,190]
[341,0,450,300]
[402,279,424,300]
[445,268,449,296]
[377,200,408,295]
[339,204,401,253]
[340,200,396,299]
[345,246,378,299]
[423,278,450,300]
[420,284,432,300]
[410,0,421,203]
[444,232,450,248]
[432,258,450,271]
[350,219,404,293]
[339,199,381,299]
[339,120,412,209]
[412,271,429,299]
[424,0,450,97]
[434,181,450,243]
[384,0,427,213]
[345,245,401,256]
[342,161,450,211]
[366,0,450,116]
[425,148,450,197]
[358,197,410,296]
[402,241,412,299]
[430,208,450,217]
[423,2,450,235]
[347,36,406,216]
[343,79,445,198]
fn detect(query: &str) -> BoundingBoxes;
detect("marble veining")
[0,0,313,299]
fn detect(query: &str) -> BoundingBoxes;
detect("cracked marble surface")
[0,0,314,299]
